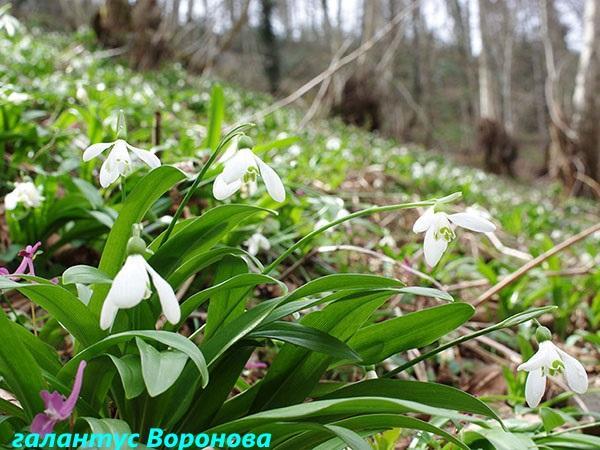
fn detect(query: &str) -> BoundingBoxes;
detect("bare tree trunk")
[448,0,477,120]
[571,0,600,184]
[501,2,514,133]
[186,0,194,23]
[476,0,517,176]
[321,0,332,43]
[540,0,599,194]
[259,0,281,93]
[477,0,497,121]
[93,0,132,48]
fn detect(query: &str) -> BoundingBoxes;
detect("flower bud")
[126,236,147,255]
[238,135,254,150]
[535,326,552,343]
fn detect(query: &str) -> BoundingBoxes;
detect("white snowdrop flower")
[289,144,301,157]
[83,139,160,188]
[100,233,180,330]
[158,215,173,225]
[5,181,44,210]
[411,163,424,179]
[213,148,285,202]
[0,7,20,37]
[412,207,496,267]
[96,83,106,91]
[379,235,396,248]
[7,92,29,104]
[244,233,271,256]
[325,137,341,150]
[518,328,588,408]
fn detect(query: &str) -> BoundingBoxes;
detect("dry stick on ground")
[445,264,594,292]
[473,222,600,307]
[245,0,421,123]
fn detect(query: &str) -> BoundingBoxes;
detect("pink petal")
[30,414,57,436]
[59,360,87,418]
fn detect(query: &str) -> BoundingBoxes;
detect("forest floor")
[2,26,599,426]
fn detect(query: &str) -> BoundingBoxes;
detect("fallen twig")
[473,222,600,307]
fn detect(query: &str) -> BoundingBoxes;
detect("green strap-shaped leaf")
[166,273,285,330]
[205,84,224,151]
[321,378,502,424]
[282,274,404,303]
[272,415,468,450]
[136,338,189,397]
[168,246,263,289]
[62,265,112,285]
[204,255,249,340]
[148,204,275,276]
[249,292,393,413]
[89,166,187,316]
[207,397,478,436]
[0,281,103,346]
[58,330,208,388]
[344,302,474,365]
[0,311,45,420]
[109,355,144,400]
[248,322,361,361]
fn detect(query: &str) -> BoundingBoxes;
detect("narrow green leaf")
[59,330,208,388]
[89,166,187,316]
[62,265,112,285]
[204,255,249,340]
[148,204,275,276]
[250,292,393,412]
[321,379,502,424]
[0,283,103,346]
[249,322,361,361]
[0,312,45,419]
[540,407,566,433]
[283,274,404,303]
[346,303,474,365]
[136,338,189,397]
[206,84,224,150]
[109,355,144,400]
[168,273,285,330]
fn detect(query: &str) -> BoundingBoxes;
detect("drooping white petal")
[99,158,120,188]
[105,254,149,308]
[524,368,546,408]
[128,144,161,169]
[145,262,181,325]
[423,224,448,267]
[221,149,257,184]
[83,142,113,161]
[557,348,588,394]
[412,207,435,233]
[518,341,561,372]
[110,140,132,174]
[256,157,285,202]
[99,299,119,331]
[213,174,242,200]
[4,191,17,210]
[218,139,237,163]
[448,212,496,233]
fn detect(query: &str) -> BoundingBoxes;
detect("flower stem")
[159,123,254,247]
[383,325,495,378]
[262,192,462,275]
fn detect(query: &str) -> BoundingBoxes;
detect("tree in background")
[541,0,599,196]
[476,0,518,177]
[259,0,280,94]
